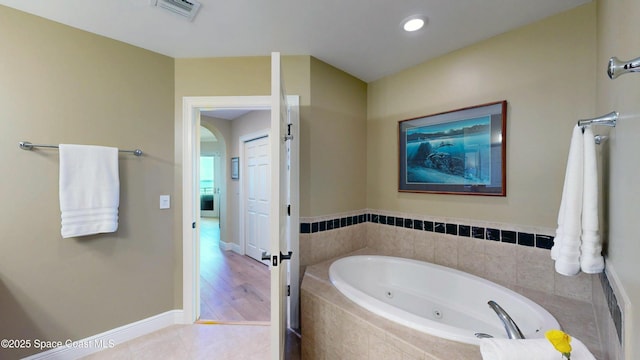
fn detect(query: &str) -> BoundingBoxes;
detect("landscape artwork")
[405,116,491,185]
[398,101,506,196]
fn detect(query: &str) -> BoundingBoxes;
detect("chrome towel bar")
[18,141,143,156]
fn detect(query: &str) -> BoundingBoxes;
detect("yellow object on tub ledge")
[479,336,596,360]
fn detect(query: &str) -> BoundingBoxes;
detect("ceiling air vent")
[152,0,202,21]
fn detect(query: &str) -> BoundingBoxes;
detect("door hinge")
[192,222,196,229]
[283,124,294,142]
[287,285,290,296]
[287,204,291,216]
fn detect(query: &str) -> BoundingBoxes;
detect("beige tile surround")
[299,210,608,359]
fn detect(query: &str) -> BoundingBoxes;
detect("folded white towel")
[552,125,584,276]
[480,337,597,360]
[580,126,604,273]
[59,144,119,238]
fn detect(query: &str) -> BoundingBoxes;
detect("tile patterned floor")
[82,325,301,359]
[83,324,271,360]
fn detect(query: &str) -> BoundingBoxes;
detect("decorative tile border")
[600,271,623,345]
[300,210,555,250]
[299,214,366,234]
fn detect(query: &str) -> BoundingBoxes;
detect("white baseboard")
[24,310,184,360]
[219,241,233,251]
[219,241,242,254]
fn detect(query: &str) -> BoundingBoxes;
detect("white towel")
[59,144,119,238]
[551,125,605,275]
[480,337,597,360]
[552,125,584,276]
[580,127,604,273]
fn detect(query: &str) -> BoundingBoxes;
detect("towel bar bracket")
[577,111,618,129]
[608,56,640,79]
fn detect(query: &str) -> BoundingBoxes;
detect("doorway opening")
[198,115,272,323]
[182,92,300,358]
[199,152,220,219]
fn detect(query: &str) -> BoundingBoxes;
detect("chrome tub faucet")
[488,300,525,339]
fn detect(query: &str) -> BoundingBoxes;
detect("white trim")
[219,240,234,251]
[24,310,183,360]
[238,128,270,262]
[230,242,242,254]
[269,53,284,359]
[287,96,300,331]
[604,263,631,358]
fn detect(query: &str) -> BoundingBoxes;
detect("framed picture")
[230,157,239,180]
[398,100,507,196]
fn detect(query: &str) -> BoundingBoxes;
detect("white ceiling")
[201,108,252,121]
[0,0,591,82]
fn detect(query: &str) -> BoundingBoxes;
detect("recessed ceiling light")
[402,16,427,32]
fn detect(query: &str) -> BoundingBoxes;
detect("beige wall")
[308,58,368,215]
[597,0,640,356]
[367,3,596,228]
[0,6,175,358]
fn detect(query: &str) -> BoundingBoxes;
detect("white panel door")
[244,136,270,265]
[270,51,289,360]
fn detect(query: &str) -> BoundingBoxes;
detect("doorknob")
[261,251,294,266]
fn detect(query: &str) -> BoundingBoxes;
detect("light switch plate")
[160,195,170,209]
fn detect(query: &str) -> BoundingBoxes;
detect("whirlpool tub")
[328,255,560,345]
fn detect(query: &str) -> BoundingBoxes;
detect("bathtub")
[329,255,560,345]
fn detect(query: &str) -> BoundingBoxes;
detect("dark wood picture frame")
[398,100,507,196]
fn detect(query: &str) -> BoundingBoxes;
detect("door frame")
[181,95,299,326]
[238,129,270,263]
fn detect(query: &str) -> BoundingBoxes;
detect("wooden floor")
[199,218,271,322]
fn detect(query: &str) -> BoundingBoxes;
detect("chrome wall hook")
[608,56,640,79]
[594,135,608,145]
